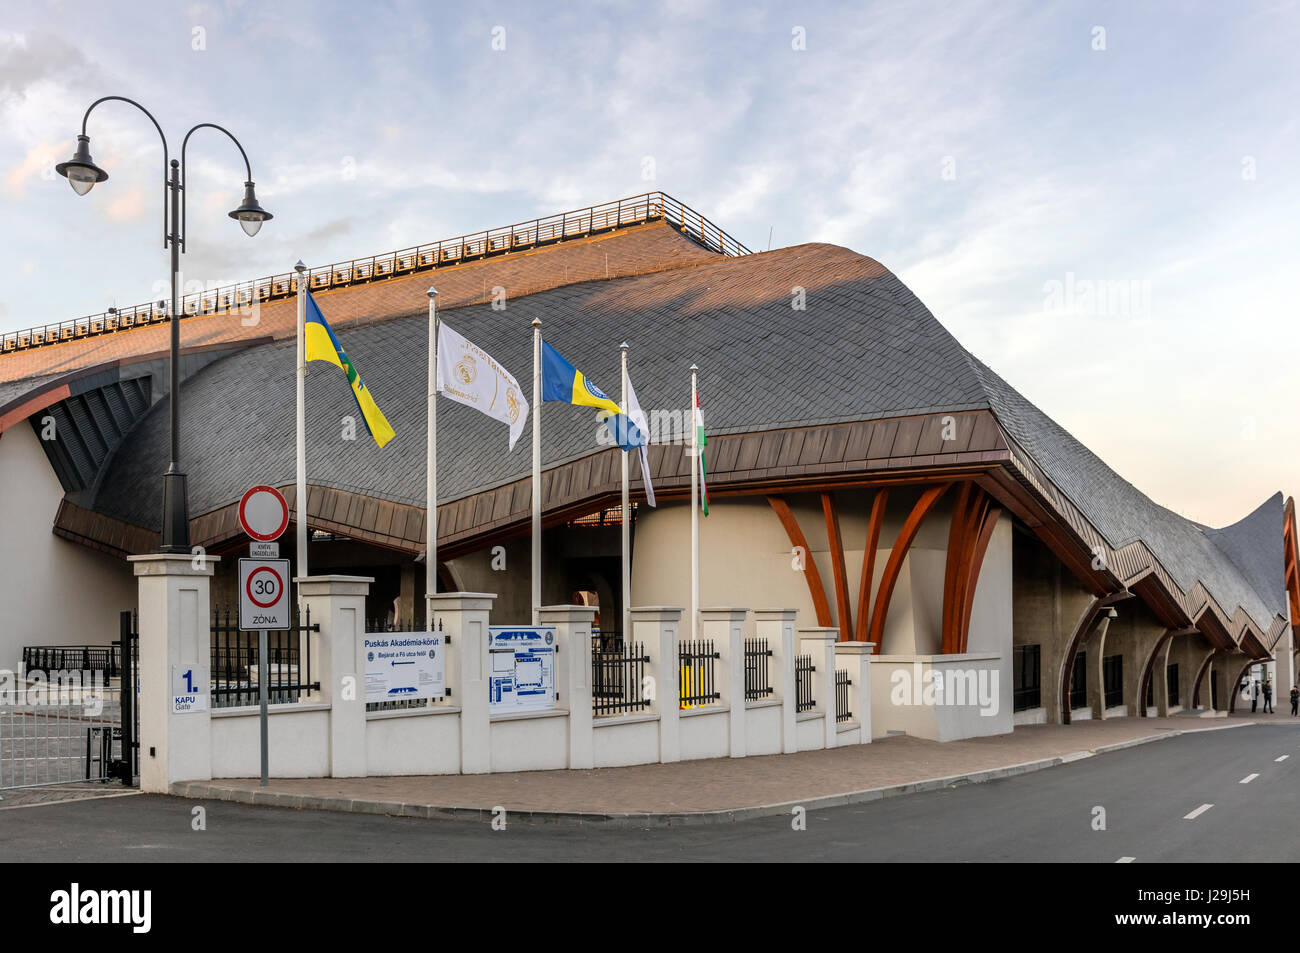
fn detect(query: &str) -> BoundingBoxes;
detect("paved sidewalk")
[171,716,1273,826]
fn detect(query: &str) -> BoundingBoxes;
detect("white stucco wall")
[0,424,138,671]
[210,706,331,778]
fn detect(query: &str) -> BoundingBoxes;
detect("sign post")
[235,484,292,788]
[239,557,289,787]
[258,629,269,786]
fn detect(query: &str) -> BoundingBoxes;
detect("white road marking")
[1276,755,1289,762]
[1240,773,1259,784]
[1116,856,1136,863]
[1183,803,1214,820]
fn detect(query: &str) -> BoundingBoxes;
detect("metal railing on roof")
[0,192,750,356]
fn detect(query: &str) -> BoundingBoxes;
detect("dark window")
[1211,671,1219,710]
[1013,645,1041,712]
[1167,664,1179,707]
[1070,652,1087,709]
[1103,655,1123,709]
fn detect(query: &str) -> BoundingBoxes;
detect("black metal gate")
[109,609,139,784]
[1,609,136,791]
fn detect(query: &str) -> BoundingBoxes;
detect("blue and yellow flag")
[540,340,642,452]
[303,291,396,448]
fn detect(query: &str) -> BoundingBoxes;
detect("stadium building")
[2,192,1297,741]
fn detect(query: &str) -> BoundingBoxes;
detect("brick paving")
[181,716,1261,817]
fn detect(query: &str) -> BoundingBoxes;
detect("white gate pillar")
[630,606,683,763]
[130,553,218,793]
[755,609,798,753]
[296,575,372,778]
[539,605,597,769]
[428,592,495,774]
[833,641,875,744]
[700,607,749,758]
[799,627,839,749]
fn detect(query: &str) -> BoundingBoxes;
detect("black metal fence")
[210,606,320,708]
[835,669,852,722]
[678,640,720,709]
[795,654,816,713]
[592,635,650,717]
[21,645,122,678]
[744,638,774,701]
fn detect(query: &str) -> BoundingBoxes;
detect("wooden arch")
[939,483,1002,654]
[867,484,950,650]
[769,482,1006,654]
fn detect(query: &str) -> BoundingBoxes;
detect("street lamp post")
[56,96,272,554]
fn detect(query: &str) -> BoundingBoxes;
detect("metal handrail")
[0,191,750,355]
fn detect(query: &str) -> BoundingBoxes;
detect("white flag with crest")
[437,322,529,450]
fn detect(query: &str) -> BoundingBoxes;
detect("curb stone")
[168,720,1261,828]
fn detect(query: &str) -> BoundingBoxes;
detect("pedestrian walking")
[1263,680,1273,714]
[1289,684,1298,717]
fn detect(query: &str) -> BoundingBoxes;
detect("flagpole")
[426,287,439,605]
[620,342,630,641]
[294,261,308,585]
[690,363,699,641]
[531,318,542,625]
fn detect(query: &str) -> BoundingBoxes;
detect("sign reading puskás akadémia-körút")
[488,626,557,713]
[364,632,445,703]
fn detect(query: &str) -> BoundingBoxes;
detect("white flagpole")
[620,342,630,641]
[294,261,308,585]
[690,363,699,641]
[426,287,439,604]
[532,318,542,625]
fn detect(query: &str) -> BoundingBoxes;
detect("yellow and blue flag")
[303,290,396,448]
[540,341,642,452]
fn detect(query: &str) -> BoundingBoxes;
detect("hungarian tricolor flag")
[695,393,709,515]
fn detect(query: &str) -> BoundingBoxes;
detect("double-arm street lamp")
[56,96,272,554]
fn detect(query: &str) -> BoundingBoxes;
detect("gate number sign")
[238,558,291,631]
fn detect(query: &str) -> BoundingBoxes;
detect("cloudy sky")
[2,0,1297,528]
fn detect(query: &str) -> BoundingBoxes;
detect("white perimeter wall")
[0,424,137,671]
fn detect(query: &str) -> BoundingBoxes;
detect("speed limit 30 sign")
[238,558,291,631]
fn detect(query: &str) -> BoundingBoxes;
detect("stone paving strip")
[170,716,1267,827]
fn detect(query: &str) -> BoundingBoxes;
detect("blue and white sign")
[488,626,557,713]
[364,632,445,703]
[171,664,208,714]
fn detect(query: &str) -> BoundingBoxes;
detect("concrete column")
[539,604,597,769]
[1087,611,1114,720]
[428,591,495,774]
[799,627,838,749]
[399,562,416,629]
[1152,634,1173,716]
[833,641,875,743]
[296,575,372,778]
[701,607,748,758]
[130,553,218,793]
[630,606,682,763]
[756,609,798,753]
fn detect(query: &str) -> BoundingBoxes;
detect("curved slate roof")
[15,219,1290,637]
[969,357,1283,627]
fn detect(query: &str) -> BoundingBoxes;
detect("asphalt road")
[3,722,1298,862]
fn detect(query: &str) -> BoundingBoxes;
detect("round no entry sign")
[238,485,289,542]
